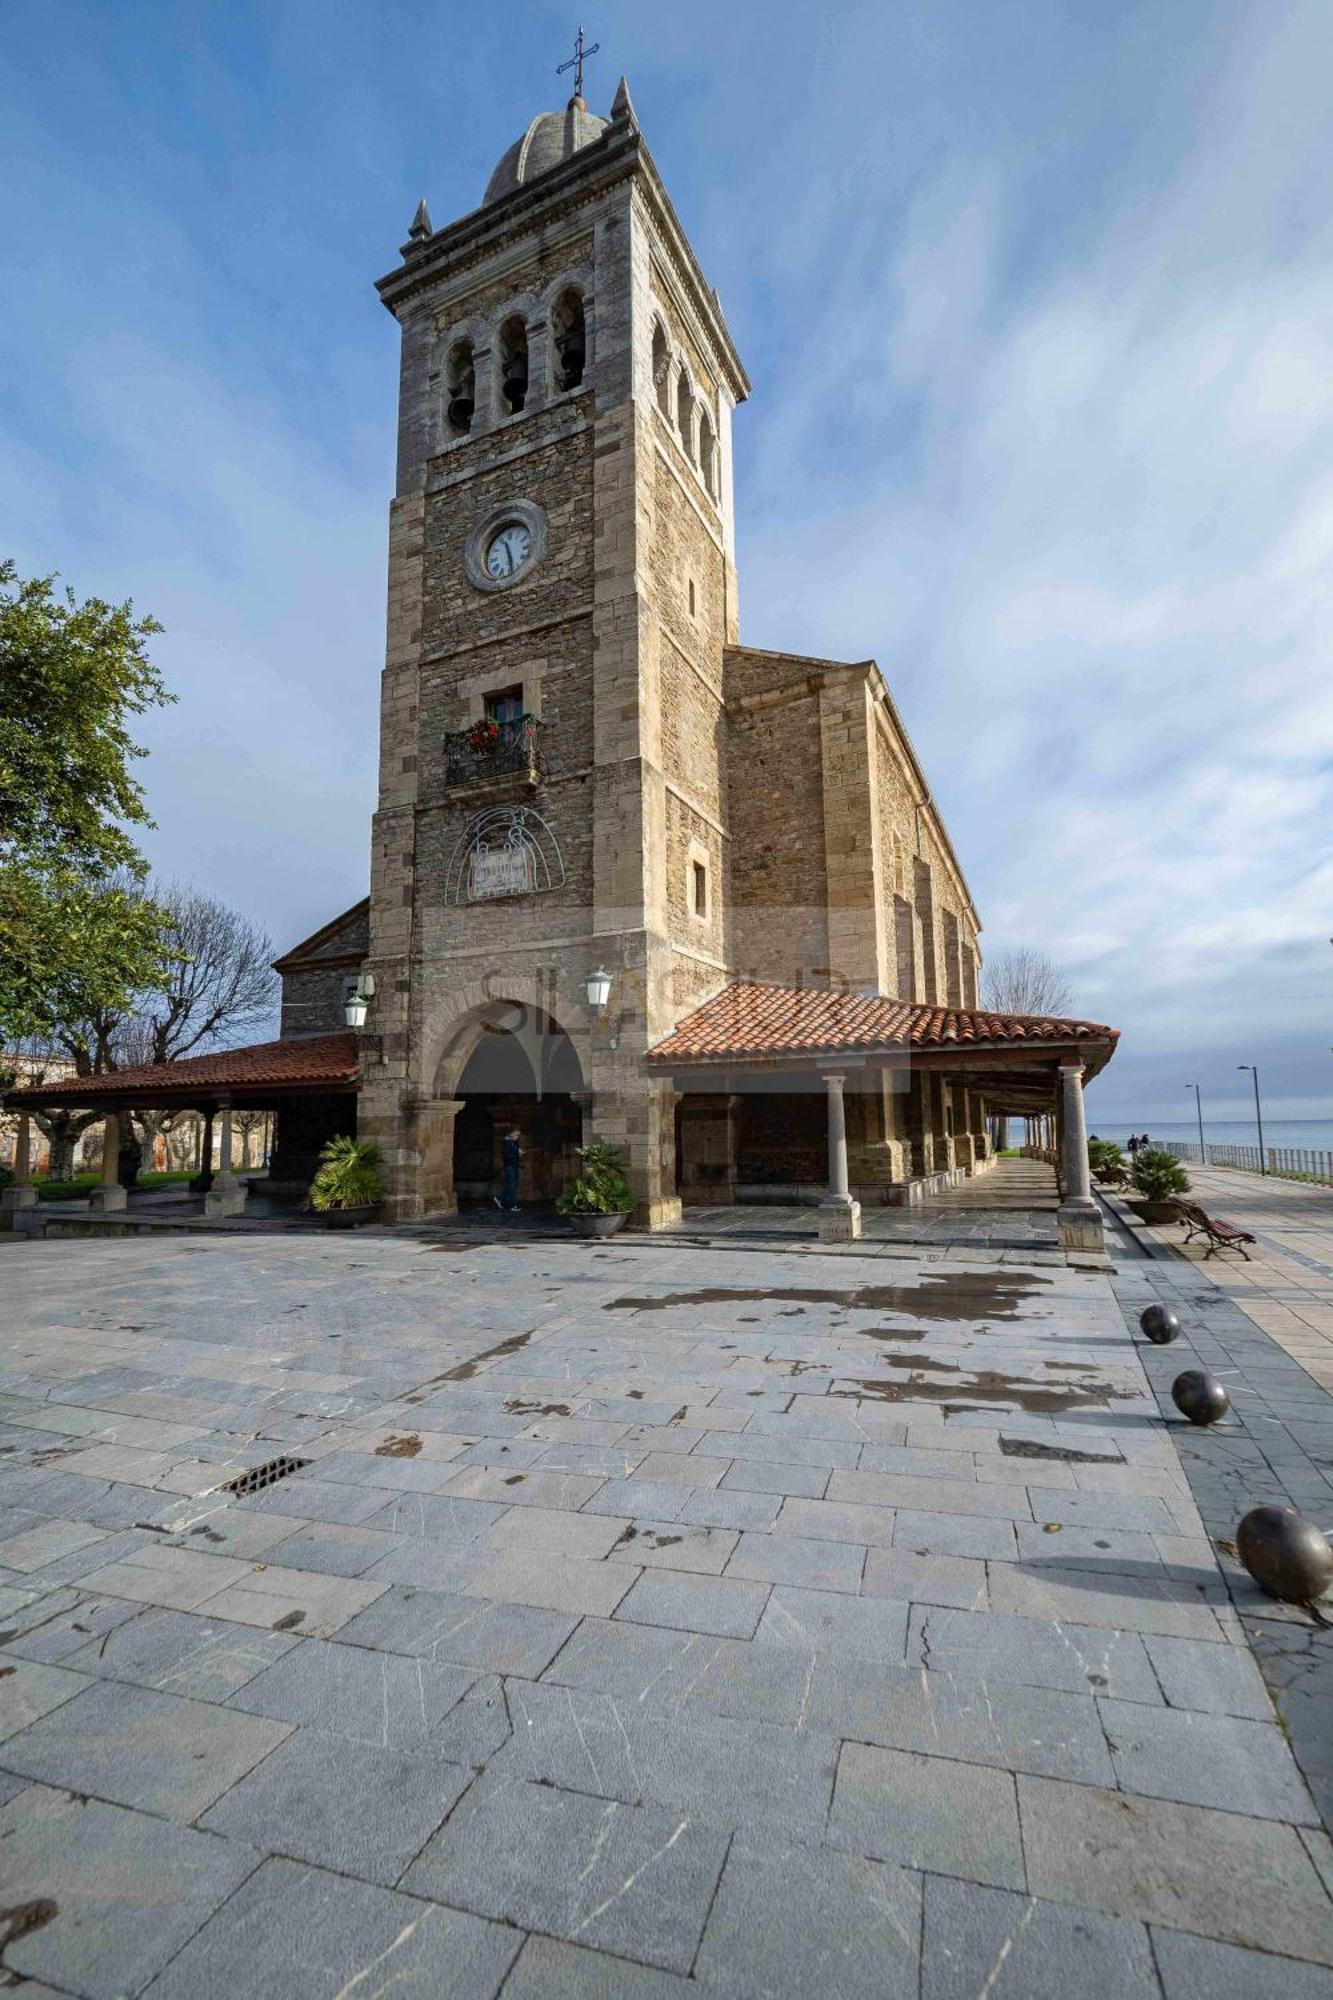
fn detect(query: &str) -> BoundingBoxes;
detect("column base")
[1,1187,38,1212]
[89,1185,128,1213]
[818,1195,862,1243]
[1058,1197,1104,1254]
[204,1182,246,1218]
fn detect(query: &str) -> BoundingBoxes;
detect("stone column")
[1,1111,38,1214]
[818,1072,862,1242]
[411,1098,463,1216]
[722,1093,742,1201]
[1057,1061,1103,1254]
[193,1108,216,1193]
[525,314,552,412]
[952,1086,976,1173]
[204,1101,245,1217]
[89,1111,127,1212]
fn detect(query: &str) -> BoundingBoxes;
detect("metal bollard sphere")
[1139,1303,1181,1344]
[1236,1505,1333,1605]
[1171,1370,1230,1425]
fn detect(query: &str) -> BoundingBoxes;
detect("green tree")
[0,559,175,1046]
[0,557,172,874]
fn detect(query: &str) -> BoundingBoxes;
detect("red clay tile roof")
[648,983,1118,1067]
[6,1032,360,1106]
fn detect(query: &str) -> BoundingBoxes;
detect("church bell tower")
[357,65,750,1222]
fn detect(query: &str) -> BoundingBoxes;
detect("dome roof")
[483,95,610,206]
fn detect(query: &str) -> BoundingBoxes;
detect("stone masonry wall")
[278,902,370,1038]
[724,650,830,984]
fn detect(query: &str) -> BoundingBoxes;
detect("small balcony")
[444,715,543,797]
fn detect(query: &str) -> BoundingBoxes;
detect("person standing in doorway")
[496,1126,523,1213]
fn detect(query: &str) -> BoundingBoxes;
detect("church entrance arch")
[435,998,585,1210]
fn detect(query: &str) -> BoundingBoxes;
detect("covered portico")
[1,1032,360,1227]
[648,984,1118,1252]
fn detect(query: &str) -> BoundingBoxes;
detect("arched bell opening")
[446,340,476,434]
[552,288,586,391]
[439,999,585,1210]
[676,369,695,460]
[498,316,529,415]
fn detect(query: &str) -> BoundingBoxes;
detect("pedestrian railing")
[1163,1140,1333,1187]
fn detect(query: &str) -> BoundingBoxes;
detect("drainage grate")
[219,1454,311,1497]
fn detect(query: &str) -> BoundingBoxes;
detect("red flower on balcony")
[467,718,501,754]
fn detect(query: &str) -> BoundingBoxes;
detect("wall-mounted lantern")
[582,966,614,1012]
[344,971,376,1030]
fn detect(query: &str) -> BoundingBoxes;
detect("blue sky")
[4,0,1331,1122]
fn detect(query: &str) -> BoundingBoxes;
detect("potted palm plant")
[1088,1137,1130,1187]
[306,1135,385,1228]
[556,1141,634,1237]
[1129,1146,1190,1224]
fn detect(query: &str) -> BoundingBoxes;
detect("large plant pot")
[567,1211,630,1238]
[318,1203,381,1231]
[1128,1198,1180,1225]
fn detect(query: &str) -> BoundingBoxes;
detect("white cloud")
[733,3,1333,1114]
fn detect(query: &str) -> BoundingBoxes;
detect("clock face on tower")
[484,522,532,580]
[464,500,547,593]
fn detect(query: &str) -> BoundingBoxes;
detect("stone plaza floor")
[1127,1162,1333,1391]
[1,1219,1332,1996]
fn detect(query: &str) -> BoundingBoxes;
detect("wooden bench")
[1093,1163,1131,1189]
[1173,1198,1256,1260]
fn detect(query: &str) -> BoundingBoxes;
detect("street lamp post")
[1238,1065,1266,1173]
[1186,1083,1206,1164]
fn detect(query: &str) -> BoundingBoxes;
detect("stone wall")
[724,649,831,983]
[277,901,370,1038]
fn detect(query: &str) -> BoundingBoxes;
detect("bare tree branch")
[982,947,1072,1017]
[133,882,278,1064]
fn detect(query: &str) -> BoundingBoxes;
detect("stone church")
[278,72,1117,1245]
[5,72,1116,1249]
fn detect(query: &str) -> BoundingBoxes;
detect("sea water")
[1083,1118,1333,1153]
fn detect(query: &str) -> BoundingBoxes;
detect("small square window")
[692,860,708,918]
[485,686,524,726]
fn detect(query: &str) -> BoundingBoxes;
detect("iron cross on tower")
[557,25,600,98]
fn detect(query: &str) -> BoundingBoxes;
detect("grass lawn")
[31,1168,200,1201]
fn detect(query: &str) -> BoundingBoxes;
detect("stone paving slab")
[0,1782,258,1999]
[694,1838,921,1997]
[64,1605,299,1699]
[403,1778,730,1972]
[1,1676,291,1819]
[919,1875,1160,2000]
[829,1739,1026,1887]
[140,1855,521,1999]
[200,1727,472,1883]
[3,1225,1333,1995]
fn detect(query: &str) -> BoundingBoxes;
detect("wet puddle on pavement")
[604,1272,1052,1322]
[835,1367,1132,1413]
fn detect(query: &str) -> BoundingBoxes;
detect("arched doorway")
[441,1000,585,1210]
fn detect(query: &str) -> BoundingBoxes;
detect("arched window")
[676,369,694,460]
[552,289,586,391]
[445,340,475,435]
[498,316,529,415]
[698,407,717,496]
[652,320,670,416]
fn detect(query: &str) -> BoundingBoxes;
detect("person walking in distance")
[497,1126,523,1213]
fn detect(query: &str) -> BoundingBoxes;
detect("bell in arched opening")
[552,289,586,391]
[498,316,529,415]
[446,340,475,434]
[652,320,671,416]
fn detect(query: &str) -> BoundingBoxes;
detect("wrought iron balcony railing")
[443,715,542,791]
